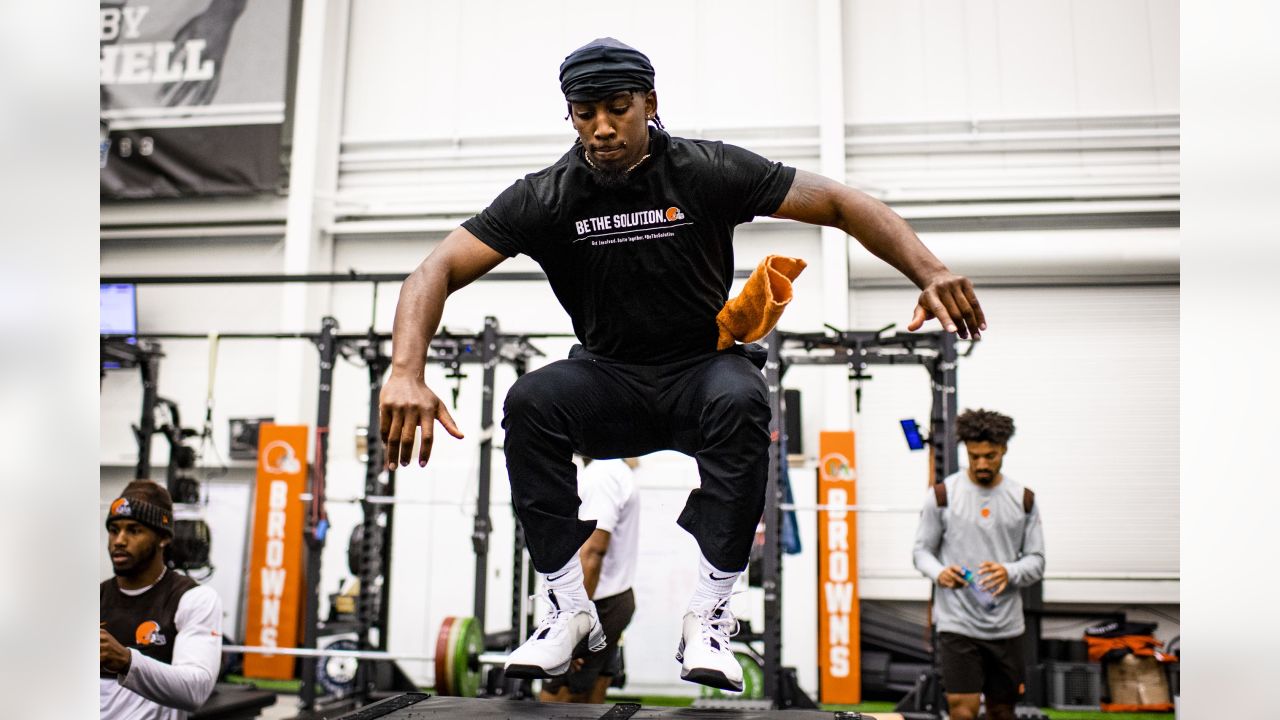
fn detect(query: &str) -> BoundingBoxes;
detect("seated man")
[101,480,223,719]
[539,457,640,704]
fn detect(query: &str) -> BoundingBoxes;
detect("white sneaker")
[504,589,606,679]
[675,598,743,691]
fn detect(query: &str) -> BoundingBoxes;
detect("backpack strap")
[933,482,948,508]
[1023,487,1035,514]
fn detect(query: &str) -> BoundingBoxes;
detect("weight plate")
[697,651,764,699]
[739,651,764,699]
[450,614,471,691]
[451,615,482,698]
[316,637,359,698]
[434,616,457,695]
[347,524,364,576]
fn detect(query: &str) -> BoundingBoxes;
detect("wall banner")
[100,0,293,199]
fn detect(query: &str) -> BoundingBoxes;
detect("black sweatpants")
[502,345,770,574]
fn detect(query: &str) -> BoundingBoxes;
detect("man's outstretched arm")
[381,228,506,469]
[773,169,986,339]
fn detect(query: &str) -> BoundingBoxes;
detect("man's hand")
[379,372,464,470]
[100,625,131,675]
[978,561,1009,595]
[908,272,986,340]
[937,565,968,589]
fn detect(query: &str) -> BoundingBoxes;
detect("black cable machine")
[751,326,964,711]
[101,335,218,575]
[101,338,165,479]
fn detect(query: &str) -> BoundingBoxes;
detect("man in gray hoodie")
[913,408,1045,720]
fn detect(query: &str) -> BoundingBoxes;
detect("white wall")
[341,0,821,143]
[844,0,1179,122]
[100,0,1179,696]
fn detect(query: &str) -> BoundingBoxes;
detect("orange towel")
[1085,634,1174,664]
[716,255,807,350]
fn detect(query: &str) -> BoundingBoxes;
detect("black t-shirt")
[100,570,200,679]
[463,128,796,364]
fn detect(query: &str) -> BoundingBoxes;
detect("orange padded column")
[243,424,308,679]
[817,430,860,703]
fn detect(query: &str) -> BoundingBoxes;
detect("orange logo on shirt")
[981,508,991,518]
[665,206,685,221]
[135,620,167,646]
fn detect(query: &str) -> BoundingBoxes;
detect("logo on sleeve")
[573,206,690,246]
[135,620,168,647]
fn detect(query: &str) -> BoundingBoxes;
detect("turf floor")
[818,700,1171,719]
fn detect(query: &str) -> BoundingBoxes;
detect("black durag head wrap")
[559,37,655,102]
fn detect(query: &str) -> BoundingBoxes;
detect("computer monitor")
[100,283,137,337]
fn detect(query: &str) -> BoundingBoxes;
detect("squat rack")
[304,317,553,712]
[757,326,966,709]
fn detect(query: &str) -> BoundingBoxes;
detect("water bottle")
[961,566,997,611]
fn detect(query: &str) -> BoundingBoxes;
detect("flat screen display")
[101,283,137,337]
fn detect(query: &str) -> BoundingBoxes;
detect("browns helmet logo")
[819,453,856,482]
[665,206,685,221]
[262,440,302,475]
[110,498,131,517]
[135,620,167,647]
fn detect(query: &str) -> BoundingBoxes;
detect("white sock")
[688,551,740,614]
[542,554,590,612]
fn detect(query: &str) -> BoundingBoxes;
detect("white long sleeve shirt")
[100,574,223,720]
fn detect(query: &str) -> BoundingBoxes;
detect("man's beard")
[589,163,630,189]
[974,472,995,486]
[112,543,159,578]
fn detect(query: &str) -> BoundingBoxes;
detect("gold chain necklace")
[583,149,651,174]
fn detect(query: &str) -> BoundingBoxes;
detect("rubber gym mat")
[333,694,875,719]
